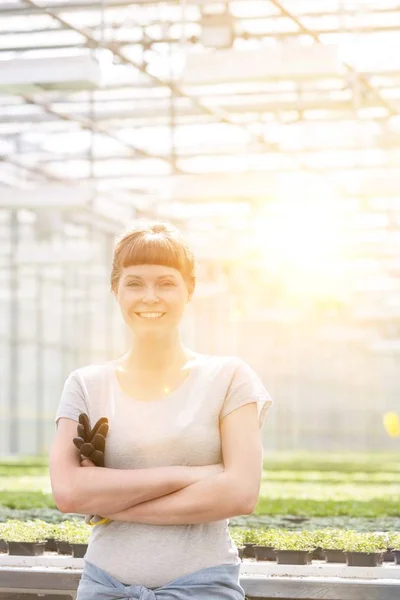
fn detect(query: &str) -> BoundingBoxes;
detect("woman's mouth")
[135,312,166,319]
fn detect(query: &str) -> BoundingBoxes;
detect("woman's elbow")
[51,479,77,514]
[227,474,258,515]
[53,490,74,513]
[238,491,258,515]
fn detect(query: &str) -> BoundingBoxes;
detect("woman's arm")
[102,403,263,525]
[67,463,223,515]
[102,469,250,525]
[52,419,222,515]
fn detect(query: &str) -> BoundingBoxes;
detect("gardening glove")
[73,413,111,527]
[73,413,109,467]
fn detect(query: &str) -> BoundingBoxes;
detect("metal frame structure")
[1,1,400,200]
[2,1,400,454]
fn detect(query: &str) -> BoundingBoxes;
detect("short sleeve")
[219,358,273,430]
[54,371,88,429]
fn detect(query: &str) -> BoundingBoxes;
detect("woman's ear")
[187,283,195,303]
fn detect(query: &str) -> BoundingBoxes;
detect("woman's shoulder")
[192,352,244,373]
[66,360,114,387]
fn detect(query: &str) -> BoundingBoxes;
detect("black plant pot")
[275,550,313,565]
[242,543,255,559]
[323,548,347,563]
[384,548,394,562]
[71,543,88,558]
[238,546,245,560]
[56,540,72,555]
[45,537,58,552]
[0,539,7,553]
[392,549,400,565]
[253,545,276,561]
[312,546,325,561]
[7,541,46,556]
[345,551,384,567]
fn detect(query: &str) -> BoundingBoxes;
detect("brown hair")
[110,220,196,295]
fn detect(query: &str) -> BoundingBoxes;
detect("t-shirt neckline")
[108,353,203,404]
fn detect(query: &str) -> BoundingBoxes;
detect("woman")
[50,221,273,600]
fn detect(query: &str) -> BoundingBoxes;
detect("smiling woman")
[50,219,274,600]
[110,223,196,344]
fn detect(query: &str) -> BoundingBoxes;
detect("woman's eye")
[127,281,173,287]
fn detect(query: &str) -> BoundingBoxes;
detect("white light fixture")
[183,42,344,84]
[0,53,102,92]
[200,5,234,49]
[14,242,97,265]
[169,173,278,200]
[0,184,94,208]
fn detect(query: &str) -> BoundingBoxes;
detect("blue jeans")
[76,559,245,600]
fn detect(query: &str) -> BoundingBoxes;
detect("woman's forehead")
[122,264,181,277]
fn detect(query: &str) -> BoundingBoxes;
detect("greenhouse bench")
[1,567,400,599]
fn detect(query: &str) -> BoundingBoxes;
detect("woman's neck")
[122,334,191,373]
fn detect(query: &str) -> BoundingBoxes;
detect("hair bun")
[151,224,167,234]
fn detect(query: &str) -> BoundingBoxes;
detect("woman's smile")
[135,312,166,319]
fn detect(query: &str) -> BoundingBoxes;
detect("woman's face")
[113,264,192,337]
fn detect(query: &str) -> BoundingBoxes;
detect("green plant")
[310,528,356,550]
[271,531,315,552]
[256,528,281,547]
[0,491,56,510]
[54,520,91,544]
[345,532,387,553]
[0,519,53,543]
[387,532,400,550]
[230,528,245,547]
[241,528,263,544]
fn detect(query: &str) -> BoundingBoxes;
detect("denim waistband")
[77,559,245,600]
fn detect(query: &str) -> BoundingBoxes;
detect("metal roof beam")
[20,93,170,161]
[66,162,400,178]
[2,0,400,16]
[21,0,277,153]
[5,24,400,52]
[10,141,400,164]
[270,0,400,119]
[1,98,397,124]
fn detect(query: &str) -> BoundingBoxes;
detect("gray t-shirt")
[54,353,273,588]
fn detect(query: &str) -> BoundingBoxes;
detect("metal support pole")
[35,268,44,455]
[9,210,18,454]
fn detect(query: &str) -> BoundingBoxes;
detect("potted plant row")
[230,527,260,559]
[0,520,50,556]
[386,532,400,564]
[56,520,91,557]
[231,528,315,564]
[0,519,91,557]
[345,533,387,567]
[230,527,400,566]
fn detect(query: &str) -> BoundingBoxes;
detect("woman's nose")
[142,287,159,303]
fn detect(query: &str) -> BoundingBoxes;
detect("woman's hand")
[81,457,96,467]
[80,456,110,525]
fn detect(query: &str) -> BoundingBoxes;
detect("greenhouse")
[1,1,400,599]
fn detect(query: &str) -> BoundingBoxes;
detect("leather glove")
[73,413,109,467]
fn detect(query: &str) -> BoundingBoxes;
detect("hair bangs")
[120,235,186,274]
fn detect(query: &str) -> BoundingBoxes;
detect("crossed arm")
[83,402,263,526]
